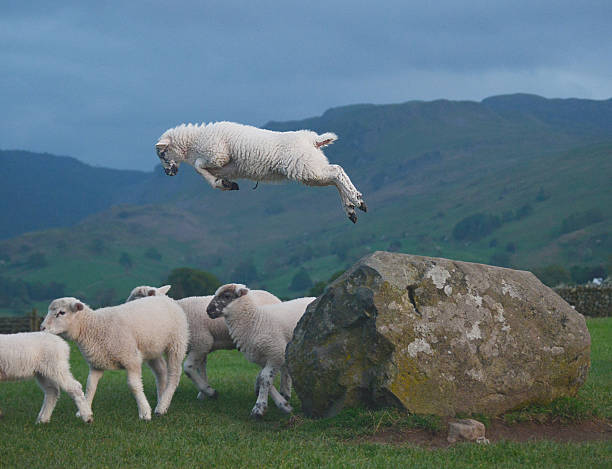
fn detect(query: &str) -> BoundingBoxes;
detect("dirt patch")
[357,419,612,448]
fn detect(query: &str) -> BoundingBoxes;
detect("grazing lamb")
[126,284,281,399]
[41,296,188,420]
[207,283,315,419]
[155,122,368,223]
[0,331,92,424]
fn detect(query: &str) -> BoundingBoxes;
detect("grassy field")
[0,319,610,468]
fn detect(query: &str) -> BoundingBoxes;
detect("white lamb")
[41,296,188,420]
[0,331,92,423]
[206,283,315,419]
[126,284,281,400]
[155,121,368,223]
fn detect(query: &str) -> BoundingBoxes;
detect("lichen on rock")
[286,251,591,418]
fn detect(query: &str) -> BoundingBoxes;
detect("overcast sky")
[2,1,611,170]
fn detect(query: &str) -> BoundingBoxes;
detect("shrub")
[560,208,604,234]
[230,259,259,284]
[144,247,162,261]
[535,187,550,202]
[308,270,345,297]
[570,265,607,284]
[532,264,571,287]
[388,240,402,252]
[92,287,117,308]
[119,252,133,270]
[331,238,352,261]
[290,268,313,292]
[166,267,221,299]
[26,252,47,268]
[88,238,106,254]
[515,203,533,220]
[452,213,501,241]
[489,251,511,268]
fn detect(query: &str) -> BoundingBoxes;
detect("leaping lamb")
[155,121,368,223]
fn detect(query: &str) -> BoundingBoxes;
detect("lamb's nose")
[40,326,46,331]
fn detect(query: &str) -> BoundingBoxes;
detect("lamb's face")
[207,284,249,319]
[125,285,171,302]
[41,297,84,335]
[155,138,180,176]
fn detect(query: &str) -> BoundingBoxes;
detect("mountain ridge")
[1,93,610,310]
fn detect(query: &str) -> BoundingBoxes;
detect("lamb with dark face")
[206,284,246,318]
[207,283,315,419]
[155,142,179,176]
[126,284,280,400]
[154,121,368,223]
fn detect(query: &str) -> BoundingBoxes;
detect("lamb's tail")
[314,132,338,148]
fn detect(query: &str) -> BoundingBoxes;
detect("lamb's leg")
[254,369,263,397]
[155,349,183,415]
[305,164,367,223]
[54,366,93,423]
[78,367,103,417]
[269,385,293,414]
[183,352,217,400]
[125,364,152,420]
[251,364,277,419]
[279,365,292,402]
[147,357,168,404]
[194,159,239,191]
[34,374,60,424]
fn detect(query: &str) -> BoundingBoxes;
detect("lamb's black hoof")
[348,212,358,223]
[221,179,239,190]
[210,390,219,400]
[359,201,368,212]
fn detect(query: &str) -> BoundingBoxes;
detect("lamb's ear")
[72,301,84,312]
[237,287,249,297]
[158,285,171,296]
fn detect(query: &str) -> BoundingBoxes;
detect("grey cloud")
[1,0,611,169]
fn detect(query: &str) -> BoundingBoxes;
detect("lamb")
[41,296,188,420]
[206,283,315,419]
[0,331,92,423]
[155,121,368,223]
[126,284,281,400]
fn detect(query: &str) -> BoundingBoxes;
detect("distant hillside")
[0,94,611,313]
[0,150,147,238]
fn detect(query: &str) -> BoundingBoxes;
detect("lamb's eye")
[224,292,232,298]
[56,310,66,317]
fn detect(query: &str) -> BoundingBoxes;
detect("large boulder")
[286,251,590,417]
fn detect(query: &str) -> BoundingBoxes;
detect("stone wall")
[0,310,41,333]
[554,285,612,317]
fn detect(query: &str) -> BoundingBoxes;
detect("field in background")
[0,318,610,468]
[1,94,611,311]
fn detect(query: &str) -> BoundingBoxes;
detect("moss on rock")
[286,251,591,418]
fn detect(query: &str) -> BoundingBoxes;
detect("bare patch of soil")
[357,419,612,448]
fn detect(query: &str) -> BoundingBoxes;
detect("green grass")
[1,318,611,467]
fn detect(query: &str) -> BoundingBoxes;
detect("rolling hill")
[1,93,611,314]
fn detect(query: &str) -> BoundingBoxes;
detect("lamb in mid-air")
[155,121,368,223]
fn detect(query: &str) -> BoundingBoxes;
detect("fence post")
[29,308,39,332]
